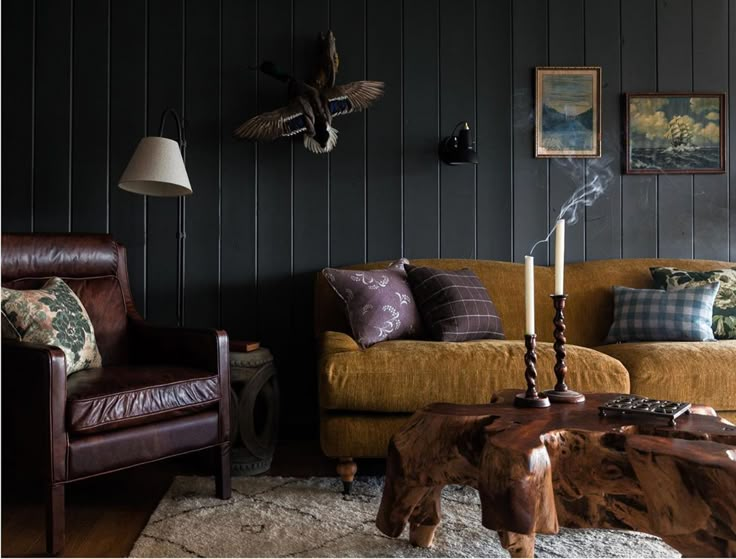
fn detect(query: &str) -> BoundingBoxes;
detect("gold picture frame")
[535,66,601,158]
[625,92,726,174]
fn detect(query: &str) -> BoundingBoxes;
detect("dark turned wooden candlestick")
[543,294,585,404]
[514,334,550,408]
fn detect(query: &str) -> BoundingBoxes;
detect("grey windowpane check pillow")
[322,259,424,348]
[650,266,736,340]
[405,265,504,342]
[605,283,720,344]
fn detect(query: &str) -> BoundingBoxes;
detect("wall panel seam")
[143,0,149,317]
[218,0,223,328]
[473,0,478,260]
[619,0,623,259]
[106,0,111,233]
[68,0,75,232]
[437,0,441,257]
[363,0,367,263]
[509,0,514,259]
[401,0,405,257]
[31,0,37,232]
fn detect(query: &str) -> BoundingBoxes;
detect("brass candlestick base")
[515,334,551,408]
[544,294,585,404]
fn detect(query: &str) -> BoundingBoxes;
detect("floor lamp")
[118,108,191,326]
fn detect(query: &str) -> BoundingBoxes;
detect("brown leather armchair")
[1,233,231,555]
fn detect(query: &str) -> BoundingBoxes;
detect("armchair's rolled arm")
[2,340,68,483]
[127,319,230,442]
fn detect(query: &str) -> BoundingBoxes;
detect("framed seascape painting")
[625,93,726,174]
[535,67,601,158]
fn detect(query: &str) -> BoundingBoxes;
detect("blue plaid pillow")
[605,283,720,343]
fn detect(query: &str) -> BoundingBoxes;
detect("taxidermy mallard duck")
[234,31,383,154]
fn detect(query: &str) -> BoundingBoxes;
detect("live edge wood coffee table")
[376,390,736,558]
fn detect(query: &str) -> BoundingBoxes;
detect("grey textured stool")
[229,346,280,475]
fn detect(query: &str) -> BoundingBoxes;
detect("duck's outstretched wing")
[325,81,384,117]
[233,102,307,140]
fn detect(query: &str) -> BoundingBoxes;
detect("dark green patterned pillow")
[650,266,736,339]
[1,277,102,373]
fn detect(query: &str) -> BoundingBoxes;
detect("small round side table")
[229,344,280,475]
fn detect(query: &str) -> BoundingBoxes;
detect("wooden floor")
[1,440,385,557]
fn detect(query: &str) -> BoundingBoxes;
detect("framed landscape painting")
[625,93,726,174]
[535,67,601,158]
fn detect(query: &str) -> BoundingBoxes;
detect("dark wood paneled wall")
[3,0,735,435]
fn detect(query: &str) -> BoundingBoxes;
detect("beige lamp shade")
[118,137,192,196]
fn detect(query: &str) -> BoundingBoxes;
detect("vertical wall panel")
[183,0,220,327]
[256,0,292,396]
[548,0,585,263]
[731,0,736,262]
[366,0,403,261]
[657,0,693,259]
[621,0,658,258]
[34,0,71,232]
[2,0,34,232]
[109,0,147,309]
[512,0,548,263]
[585,0,622,261]
[292,0,329,283]
[439,0,476,258]
[329,0,366,266]
[221,0,257,339]
[71,0,109,233]
[692,0,728,261]
[291,0,330,430]
[403,0,439,259]
[146,0,183,324]
[476,0,512,261]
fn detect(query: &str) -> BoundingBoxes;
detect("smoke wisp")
[529,149,617,256]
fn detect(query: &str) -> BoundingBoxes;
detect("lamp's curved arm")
[158,108,187,159]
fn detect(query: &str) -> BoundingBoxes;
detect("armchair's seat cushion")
[319,331,630,412]
[66,365,220,435]
[595,341,736,412]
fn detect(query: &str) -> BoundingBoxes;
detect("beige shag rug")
[129,476,679,558]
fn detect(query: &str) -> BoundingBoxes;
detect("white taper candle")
[554,219,565,295]
[525,255,535,335]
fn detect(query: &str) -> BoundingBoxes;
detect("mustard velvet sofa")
[315,258,736,487]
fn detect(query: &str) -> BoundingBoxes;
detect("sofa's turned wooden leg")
[337,457,357,495]
[215,443,232,500]
[46,483,64,556]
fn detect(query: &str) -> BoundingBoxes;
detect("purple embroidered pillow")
[322,259,424,348]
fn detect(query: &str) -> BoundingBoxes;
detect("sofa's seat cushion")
[67,365,220,435]
[595,341,736,412]
[319,331,630,412]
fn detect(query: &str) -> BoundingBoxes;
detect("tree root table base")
[376,390,736,558]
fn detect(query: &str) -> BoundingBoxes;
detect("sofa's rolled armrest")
[2,339,68,482]
[319,331,362,357]
[128,319,230,441]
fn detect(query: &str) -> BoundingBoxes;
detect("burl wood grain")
[376,390,736,558]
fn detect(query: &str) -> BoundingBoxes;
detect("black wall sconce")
[438,121,478,165]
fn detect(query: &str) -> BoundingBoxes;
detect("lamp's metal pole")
[159,108,187,327]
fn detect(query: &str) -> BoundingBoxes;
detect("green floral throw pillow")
[650,266,736,340]
[1,277,102,373]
